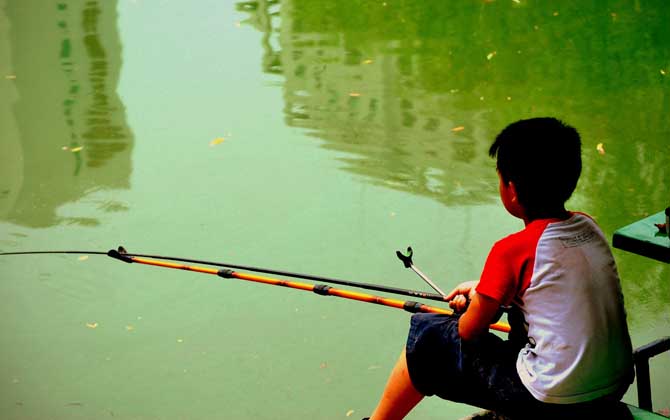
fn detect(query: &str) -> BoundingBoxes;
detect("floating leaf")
[62,146,70,151]
[70,146,83,153]
[5,75,16,80]
[452,126,465,132]
[362,59,373,65]
[661,69,667,76]
[349,92,361,97]
[486,51,497,60]
[78,255,89,261]
[320,362,328,369]
[177,338,184,343]
[346,410,355,417]
[553,11,559,16]
[86,322,98,329]
[596,143,605,155]
[209,137,226,146]
[126,325,135,331]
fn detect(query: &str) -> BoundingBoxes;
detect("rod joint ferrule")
[217,269,234,278]
[403,301,423,313]
[313,284,332,296]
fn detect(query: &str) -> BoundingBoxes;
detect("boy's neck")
[522,208,570,226]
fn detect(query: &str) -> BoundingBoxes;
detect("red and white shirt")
[477,212,633,404]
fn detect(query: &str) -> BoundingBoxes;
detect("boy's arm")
[458,292,501,341]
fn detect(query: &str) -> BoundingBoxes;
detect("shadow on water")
[236,1,669,323]
[0,0,133,229]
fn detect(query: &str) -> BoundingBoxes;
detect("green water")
[1,1,668,419]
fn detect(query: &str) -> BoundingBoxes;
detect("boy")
[367,118,634,419]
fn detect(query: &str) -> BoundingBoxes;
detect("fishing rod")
[106,249,511,333]
[0,248,449,303]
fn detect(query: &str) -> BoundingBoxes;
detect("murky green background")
[1,1,668,419]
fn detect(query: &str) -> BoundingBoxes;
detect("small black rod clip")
[107,246,133,263]
[395,246,447,297]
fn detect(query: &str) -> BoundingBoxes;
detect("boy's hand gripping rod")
[396,247,447,297]
[397,246,511,319]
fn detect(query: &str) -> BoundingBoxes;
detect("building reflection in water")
[0,0,133,228]
[236,1,670,213]
[237,0,503,207]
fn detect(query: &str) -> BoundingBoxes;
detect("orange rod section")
[128,256,510,333]
[230,271,318,292]
[133,257,220,275]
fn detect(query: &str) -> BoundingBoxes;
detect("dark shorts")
[405,313,632,419]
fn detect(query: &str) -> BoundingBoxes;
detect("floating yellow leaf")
[5,75,16,80]
[177,338,184,343]
[86,322,98,329]
[661,69,667,76]
[126,325,135,331]
[61,146,70,151]
[349,92,361,97]
[553,11,559,16]
[346,410,355,417]
[78,255,89,261]
[209,137,226,146]
[512,0,521,3]
[70,146,83,153]
[452,126,465,132]
[486,51,497,60]
[362,59,373,65]
[596,143,605,155]
[320,362,328,369]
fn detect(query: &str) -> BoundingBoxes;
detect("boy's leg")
[369,348,424,420]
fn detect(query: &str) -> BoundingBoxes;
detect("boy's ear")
[508,180,519,203]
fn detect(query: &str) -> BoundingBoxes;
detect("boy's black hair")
[489,117,582,217]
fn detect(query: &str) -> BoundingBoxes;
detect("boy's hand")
[445,280,478,312]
